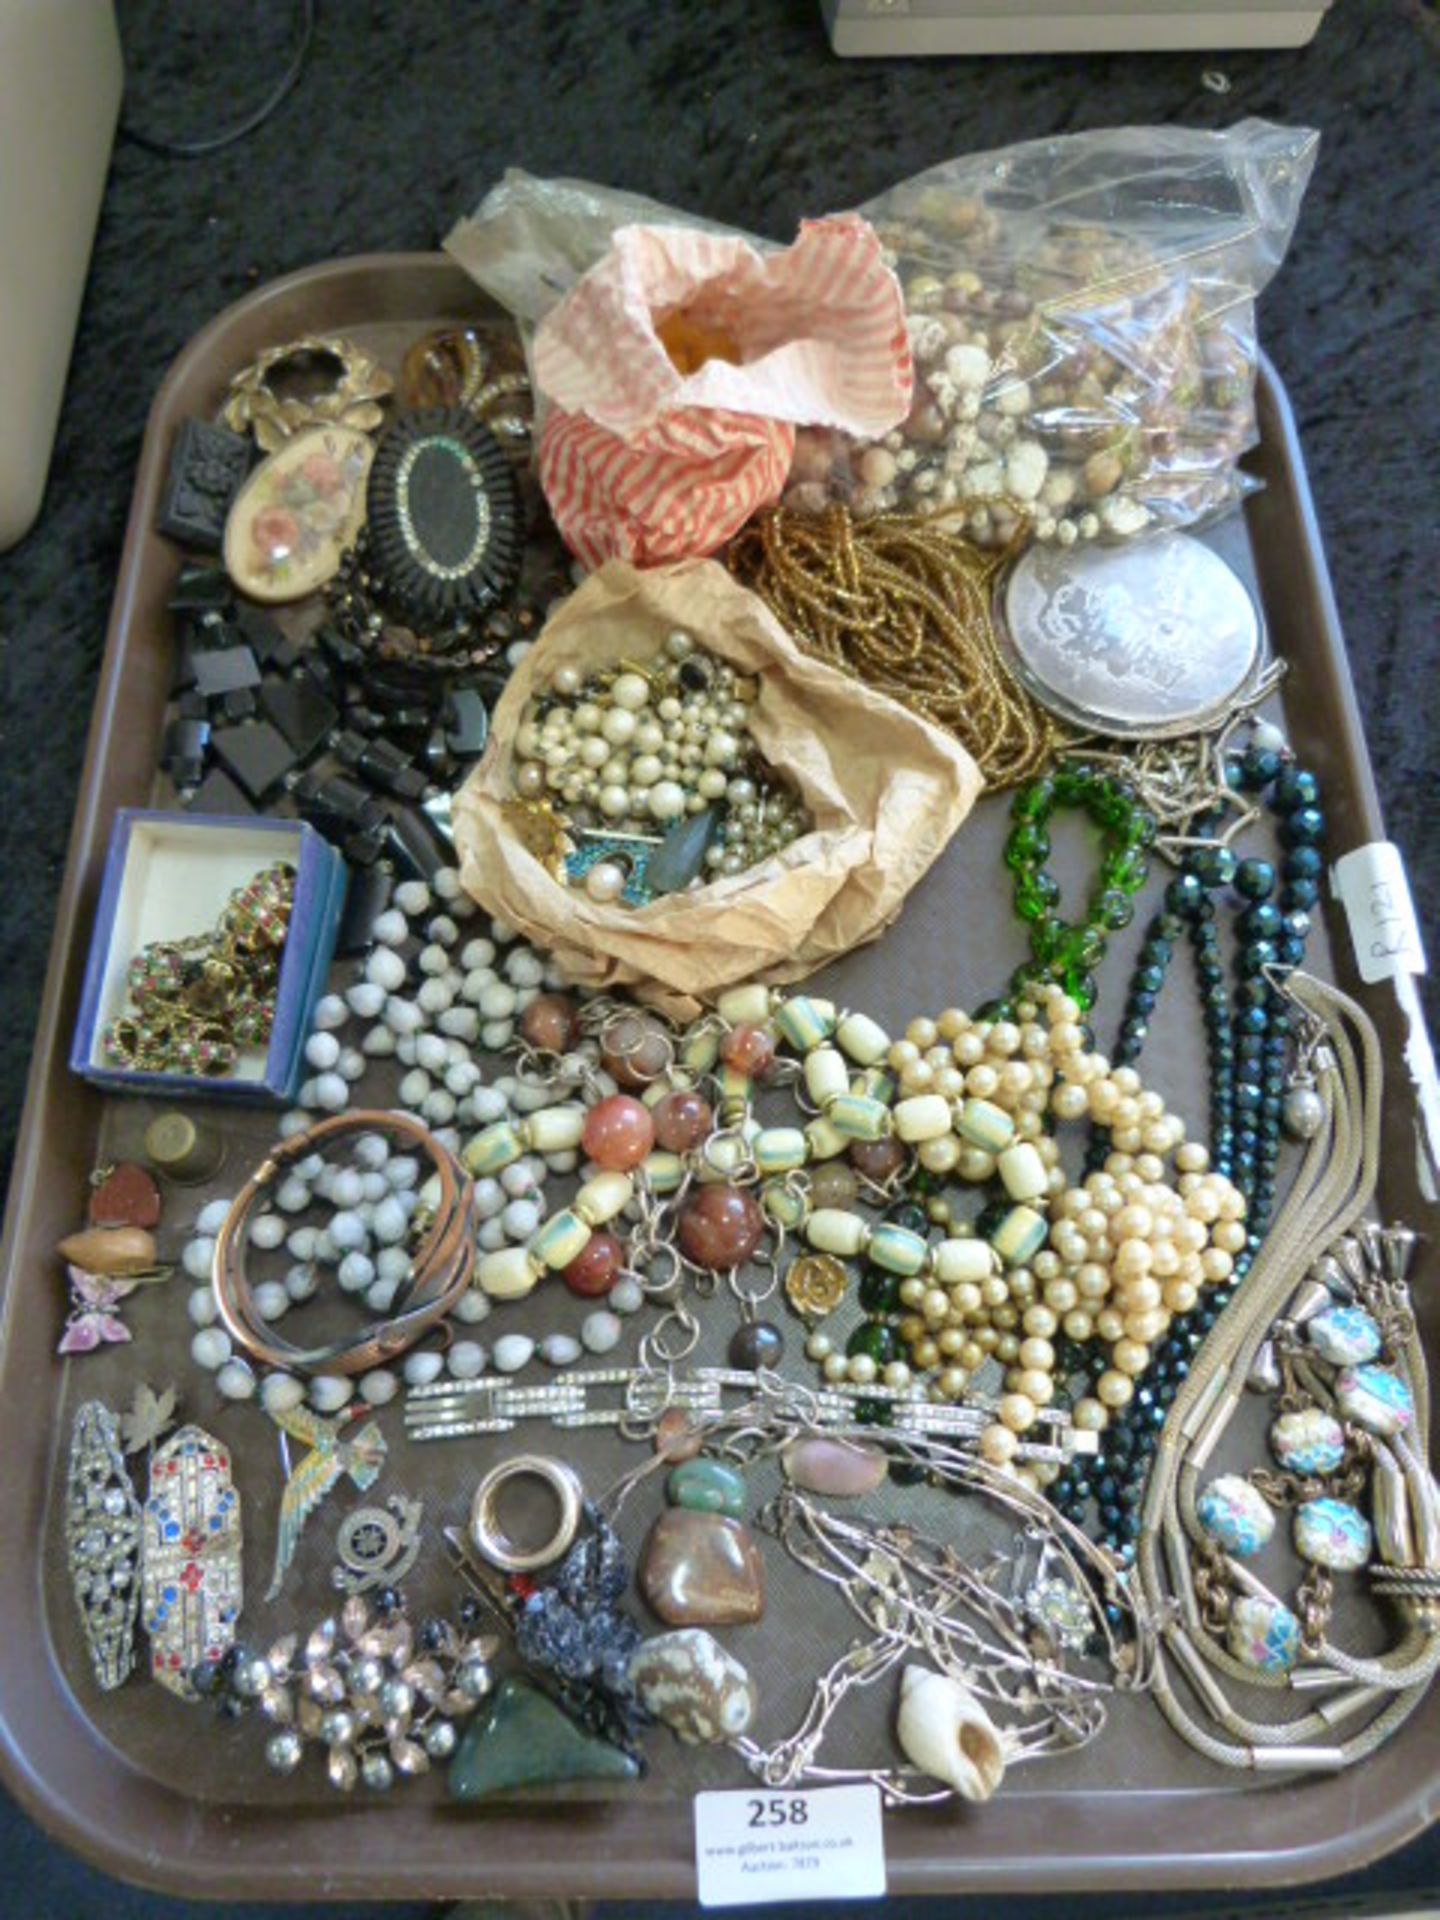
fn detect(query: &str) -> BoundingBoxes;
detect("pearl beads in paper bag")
[451,560,980,1009]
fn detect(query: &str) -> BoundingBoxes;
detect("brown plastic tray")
[1,253,1436,1902]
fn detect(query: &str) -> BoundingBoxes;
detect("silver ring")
[469,1453,584,1572]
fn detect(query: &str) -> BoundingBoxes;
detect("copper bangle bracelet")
[212,1111,478,1376]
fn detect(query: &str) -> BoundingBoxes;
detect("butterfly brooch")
[58,1265,138,1354]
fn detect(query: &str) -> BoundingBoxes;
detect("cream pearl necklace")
[731,979,1244,1485]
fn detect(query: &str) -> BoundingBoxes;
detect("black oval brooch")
[366,407,522,625]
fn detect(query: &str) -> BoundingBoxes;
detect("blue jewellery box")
[70,810,347,1103]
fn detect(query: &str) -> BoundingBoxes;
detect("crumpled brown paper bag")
[452,560,981,1008]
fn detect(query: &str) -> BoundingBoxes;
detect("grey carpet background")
[1,0,1437,1911]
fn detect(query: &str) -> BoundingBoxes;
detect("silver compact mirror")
[998,532,1264,738]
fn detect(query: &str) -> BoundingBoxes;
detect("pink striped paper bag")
[534,214,912,568]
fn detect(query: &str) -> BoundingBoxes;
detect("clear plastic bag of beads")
[449,123,1317,552]
[792,119,1317,546]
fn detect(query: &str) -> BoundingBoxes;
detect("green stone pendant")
[667,1456,747,1518]
[448,1677,640,1800]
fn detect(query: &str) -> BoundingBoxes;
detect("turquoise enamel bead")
[1294,1497,1371,1571]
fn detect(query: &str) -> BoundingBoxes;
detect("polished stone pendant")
[141,1425,243,1698]
[66,1402,141,1691]
[365,408,521,626]
[448,1675,639,1799]
[224,424,374,603]
[667,1457,746,1518]
[1293,1496,1372,1571]
[87,1161,162,1229]
[639,1509,765,1626]
[1227,1594,1301,1674]
[627,1628,756,1744]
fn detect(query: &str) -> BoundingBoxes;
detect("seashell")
[895,1665,1007,1803]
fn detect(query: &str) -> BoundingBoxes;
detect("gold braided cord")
[726,504,1066,790]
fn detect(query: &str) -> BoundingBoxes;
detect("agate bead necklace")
[183,871,665,1416]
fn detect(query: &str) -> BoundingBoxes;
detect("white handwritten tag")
[1332,844,1427,985]
[694,1784,886,1907]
